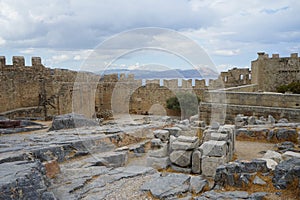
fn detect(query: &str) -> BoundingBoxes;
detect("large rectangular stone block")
[172,140,199,151]
[227,141,234,162]
[148,143,168,158]
[201,156,226,177]
[210,133,228,141]
[153,130,170,142]
[199,140,227,157]
[147,156,169,169]
[170,150,192,167]
[177,136,198,143]
[192,150,202,174]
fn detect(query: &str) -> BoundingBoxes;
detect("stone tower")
[251,52,300,92]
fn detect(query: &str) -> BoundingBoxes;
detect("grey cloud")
[0,0,219,49]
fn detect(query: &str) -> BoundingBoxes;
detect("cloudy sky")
[0,0,299,72]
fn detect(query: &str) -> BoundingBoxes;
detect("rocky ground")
[0,114,299,200]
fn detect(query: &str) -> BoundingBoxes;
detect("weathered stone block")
[273,158,300,189]
[241,159,269,173]
[236,128,249,136]
[172,141,199,151]
[199,140,227,157]
[268,115,275,124]
[269,128,298,143]
[189,176,208,194]
[263,150,282,163]
[169,150,192,167]
[148,143,168,158]
[164,127,181,137]
[203,129,216,141]
[49,113,99,131]
[248,116,256,125]
[180,119,190,125]
[219,125,235,137]
[215,159,269,188]
[93,151,128,168]
[189,114,199,123]
[178,135,199,143]
[192,150,202,174]
[150,138,163,149]
[146,156,169,169]
[227,141,234,162]
[253,176,266,185]
[282,151,300,160]
[153,130,170,142]
[201,156,226,177]
[141,173,190,199]
[169,135,176,153]
[210,133,228,141]
[211,121,220,129]
[278,118,288,123]
[257,158,277,170]
[192,120,206,128]
[175,124,189,131]
[170,164,192,173]
[0,161,48,199]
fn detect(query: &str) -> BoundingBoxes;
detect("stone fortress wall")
[0,56,77,118]
[200,53,300,124]
[0,52,300,122]
[0,56,207,119]
[99,74,207,116]
[252,52,300,92]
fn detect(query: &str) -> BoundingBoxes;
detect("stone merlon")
[0,56,44,68]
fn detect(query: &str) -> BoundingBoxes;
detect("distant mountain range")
[97,68,219,79]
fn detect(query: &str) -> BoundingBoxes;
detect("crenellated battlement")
[100,73,207,89]
[0,56,44,69]
[0,56,5,68]
[1,52,298,120]
[257,52,299,60]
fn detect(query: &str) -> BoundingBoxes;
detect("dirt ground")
[235,140,276,160]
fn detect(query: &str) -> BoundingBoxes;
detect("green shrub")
[276,81,300,94]
[166,92,200,119]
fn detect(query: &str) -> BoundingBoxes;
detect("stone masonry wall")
[199,102,300,124]
[1,53,299,121]
[199,88,300,124]
[0,56,208,119]
[0,56,90,118]
[95,74,207,117]
[251,52,300,92]
[205,91,300,108]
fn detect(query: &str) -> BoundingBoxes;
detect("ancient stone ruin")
[0,52,300,199]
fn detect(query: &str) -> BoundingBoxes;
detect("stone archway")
[148,104,167,116]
